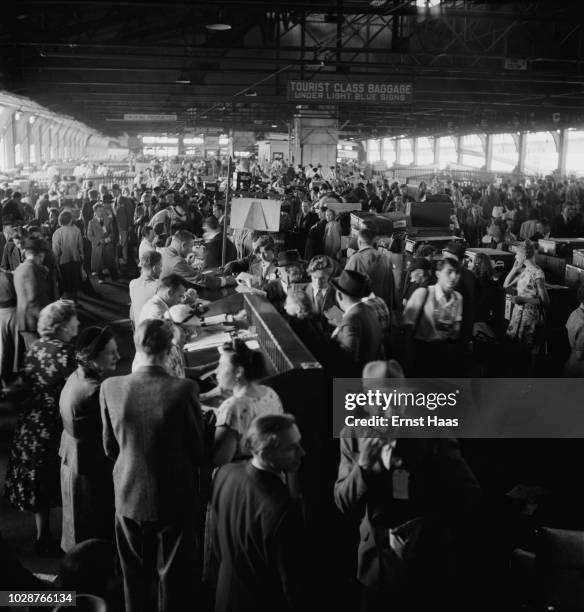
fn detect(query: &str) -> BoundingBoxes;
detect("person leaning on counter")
[158,229,236,289]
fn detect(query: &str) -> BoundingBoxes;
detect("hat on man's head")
[23,238,47,253]
[362,359,405,381]
[277,249,304,268]
[408,257,432,273]
[442,240,466,261]
[330,269,371,299]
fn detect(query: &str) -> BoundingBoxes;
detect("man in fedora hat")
[330,269,383,374]
[265,249,307,313]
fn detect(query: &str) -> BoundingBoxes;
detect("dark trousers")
[412,339,465,377]
[115,514,198,612]
[58,261,82,300]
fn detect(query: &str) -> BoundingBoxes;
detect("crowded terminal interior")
[2,1,584,610]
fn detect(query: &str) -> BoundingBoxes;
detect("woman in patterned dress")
[504,240,549,370]
[212,339,283,467]
[4,300,79,556]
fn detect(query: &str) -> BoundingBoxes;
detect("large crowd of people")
[0,160,584,611]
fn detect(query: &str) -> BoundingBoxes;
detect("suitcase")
[350,212,376,232]
[351,212,409,237]
[538,238,584,257]
[405,201,451,228]
[405,235,461,255]
[466,248,515,277]
[572,249,584,270]
[534,253,568,284]
[546,284,577,328]
[564,264,584,289]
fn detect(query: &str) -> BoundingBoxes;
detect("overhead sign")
[123,114,178,121]
[287,80,413,104]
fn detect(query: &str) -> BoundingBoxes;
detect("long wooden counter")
[185,293,326,448]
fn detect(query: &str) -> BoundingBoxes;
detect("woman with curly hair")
[4,300,79,556]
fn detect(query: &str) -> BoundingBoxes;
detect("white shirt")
[139,294,170,323]
[129,276,160,322]
[312,286,327,310]
[138,238,155,261]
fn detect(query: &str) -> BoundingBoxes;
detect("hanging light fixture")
[206,11,231,31]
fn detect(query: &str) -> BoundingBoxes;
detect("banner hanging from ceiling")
[287,80,413,104]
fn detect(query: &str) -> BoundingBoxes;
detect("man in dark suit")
[100,319,205,612]
[13,238,50,333]
[207,414,308,612]
[294,200,318,254]
[0,227,25,272]
[305,254,337,316]
[203,215,237,269]
[551,202,579,237]
[304,205,328,261]
[330,269,383,373]
[334,382,481,610]
[345,227,397,312]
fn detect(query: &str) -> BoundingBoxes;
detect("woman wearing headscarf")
[59,326,120,552]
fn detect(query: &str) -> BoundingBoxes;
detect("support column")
[456,135,463,165]
[516,132,527,174]
[484,134,493,172]
[412,137,419,166]
[432,136,439,167]
[0,108,15,171]
[556,129,568,175]
[24,115,32,167]
[395,138,402,164]
[292,109,338,170]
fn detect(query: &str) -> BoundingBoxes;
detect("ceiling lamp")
[306,55,326,69]
[29,116,36,124]
[205,11,231,32]
[244,90,258,97]
[369,0,388,7]
[176,79,191,84]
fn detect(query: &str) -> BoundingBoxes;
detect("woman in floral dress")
[4,300,79,556]
[504,240,549,371]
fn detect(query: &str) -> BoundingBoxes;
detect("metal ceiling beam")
[12,1,580,21]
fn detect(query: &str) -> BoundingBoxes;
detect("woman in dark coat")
[4,300,79,556]
[59,326,120,552]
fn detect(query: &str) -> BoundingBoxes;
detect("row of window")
[365,130,584,174]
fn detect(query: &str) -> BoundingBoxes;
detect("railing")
[243,294,321,374]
